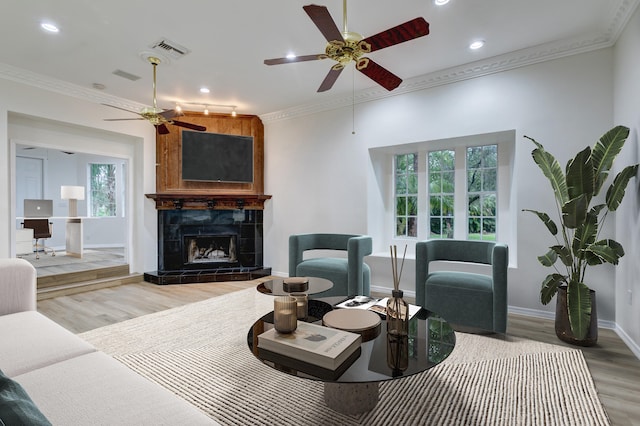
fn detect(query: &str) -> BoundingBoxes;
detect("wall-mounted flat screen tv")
[181,130,254,183]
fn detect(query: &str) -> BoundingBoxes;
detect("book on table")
[335,296,422,320]
[257,321,361,371]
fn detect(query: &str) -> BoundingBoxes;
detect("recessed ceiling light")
[434,0,450,5]
[199,87,210,94]
[286,53,297,59]
[469,40,485,50]
[41,22,59,33]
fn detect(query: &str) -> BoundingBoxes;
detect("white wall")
[264,48,619,324]
[613,6,640,350]
[0,79,158,274]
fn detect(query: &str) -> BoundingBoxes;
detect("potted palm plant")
[524,125,638,345]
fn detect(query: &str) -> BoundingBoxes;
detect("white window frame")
[370,130,515,257]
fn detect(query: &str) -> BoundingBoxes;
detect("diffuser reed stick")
[389,244,407,291]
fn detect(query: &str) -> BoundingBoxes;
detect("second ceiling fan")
[264,1,430,92]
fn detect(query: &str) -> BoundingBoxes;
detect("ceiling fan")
[103,56,206,135]
[264,1,429,92]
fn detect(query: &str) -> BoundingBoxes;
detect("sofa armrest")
[0,259,37,315]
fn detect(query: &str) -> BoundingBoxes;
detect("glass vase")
[273,296,297,333]
[386,289,409,373]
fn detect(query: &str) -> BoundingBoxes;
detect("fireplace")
[184,234,237,265]
[144,207,271,284]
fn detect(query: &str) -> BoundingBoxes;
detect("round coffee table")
[256,277,333,296]
[247,304,455,414]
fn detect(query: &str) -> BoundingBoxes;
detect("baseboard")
[614,324,640,360]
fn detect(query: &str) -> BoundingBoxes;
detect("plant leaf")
[525,136,569,206]
[522,209,558,235]
[589,203,606,216]
[550,245,573,267]
[562,194,588,229]
[540,274,565,305]
[606,164,639,211]
[566,146,594,200]
[566,280,591,340]
[591,125,629,195]
[573,212,598,259]
[538,249,558,267]
[585,239,625,265]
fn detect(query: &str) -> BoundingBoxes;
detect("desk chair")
[22,219,55,260]
[415,239,508,333]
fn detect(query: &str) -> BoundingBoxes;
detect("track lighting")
[184,102,238,117]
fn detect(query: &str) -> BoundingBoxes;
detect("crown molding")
[0,63,148,112]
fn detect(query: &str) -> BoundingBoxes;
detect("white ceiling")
[1,0,638,120]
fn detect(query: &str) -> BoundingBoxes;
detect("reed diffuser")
[387,245,409,373]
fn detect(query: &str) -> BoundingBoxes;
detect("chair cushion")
[297,258,348,276]
[296,258,349,297]
[426,271,493,292]
[0,368,52,425]
[424,271,494,331]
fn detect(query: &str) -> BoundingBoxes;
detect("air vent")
[149,38,191,60]
[112,69,141,81]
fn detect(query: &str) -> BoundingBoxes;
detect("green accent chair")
[289,234,373,298]
[415,239,509,333]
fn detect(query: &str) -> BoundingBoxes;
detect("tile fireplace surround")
[144,208,271,285]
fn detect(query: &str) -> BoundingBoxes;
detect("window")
[466,145,497,240]
[89,163,117,217]
[390,137,505,242]
[428,150,455,239]
[394,153,418,237]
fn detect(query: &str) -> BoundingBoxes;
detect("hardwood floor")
[37,279,640,425]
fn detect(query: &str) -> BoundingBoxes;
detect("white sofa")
[0,258,219,425]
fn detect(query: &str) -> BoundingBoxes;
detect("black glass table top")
[247,303,456,383]
[256,277,333,296]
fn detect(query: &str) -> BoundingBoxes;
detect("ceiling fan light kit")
[264,1,430,92]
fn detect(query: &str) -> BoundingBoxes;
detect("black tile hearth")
[146,208,267,284]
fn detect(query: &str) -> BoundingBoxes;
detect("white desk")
[65,218,83,258]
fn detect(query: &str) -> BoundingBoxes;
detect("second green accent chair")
[415,239,509,333]
[289,234,373,298]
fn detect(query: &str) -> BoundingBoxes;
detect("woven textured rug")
[80,288,610,426]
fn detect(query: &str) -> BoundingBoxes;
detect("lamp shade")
[60,185,85,200]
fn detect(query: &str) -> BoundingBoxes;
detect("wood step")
[37,264,130,289]
[37,273,142,301]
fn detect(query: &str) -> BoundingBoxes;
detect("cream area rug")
[80,288,610,426]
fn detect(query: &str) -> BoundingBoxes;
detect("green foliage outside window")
[428,150,455,239]
[467,145,497,240]
[395,153,418,237]
[90,163,117,217]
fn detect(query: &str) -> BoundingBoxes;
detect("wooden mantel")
[149,111,271,210]
[145,192,271,210]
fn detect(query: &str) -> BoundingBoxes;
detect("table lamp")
[61,185,85,217]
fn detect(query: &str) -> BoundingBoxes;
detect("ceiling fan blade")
[101,103,141,116]
[317,67,344,92]
[303,5,344,42]
[103,118,145,121]
[156,124,170,135]
[264,54,326,66]
[172,120,207,132]
[158,109,184,119]
[361,17,430,52]
[356,58,402,91]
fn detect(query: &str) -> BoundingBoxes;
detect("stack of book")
[257,321,362,380]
